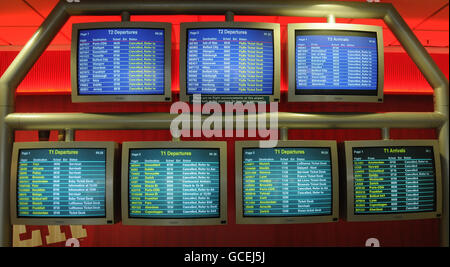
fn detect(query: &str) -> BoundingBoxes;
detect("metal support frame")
[327,14,336,24]
[225,11,235,22]
[0,0,448,247]
[121,11,131,22]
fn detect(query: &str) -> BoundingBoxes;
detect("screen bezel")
[71,22,172,103]
[344,139,443,222]
[287,23,384,103]
[10,141,117,225]
[121,141,227,226]
[179,22,281,102]
[235,140,339,224]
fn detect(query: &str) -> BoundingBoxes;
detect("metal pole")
[381,128,390,140]
[121,11,131,22]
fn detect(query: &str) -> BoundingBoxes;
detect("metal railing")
[0,0,448,247]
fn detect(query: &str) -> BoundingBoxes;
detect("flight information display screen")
[353,146,437,215]
[16,148,107,218]
[128,148,221,218]
[242,147,333,217]
[77,28,165,95]
[295,30,378,95]
[186,28,274,95]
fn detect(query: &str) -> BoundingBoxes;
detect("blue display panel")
[242,147,333,217]
[353,146,437,215]
[295,30,378,95]
[16,148,106,218]
[128,148,221,218]
[187,28,274,95]
[77,28,165,95]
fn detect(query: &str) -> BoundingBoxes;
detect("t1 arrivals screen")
[295,30,378,95]
[242,147,333,217]
[187,28,274,95]
[16,148,107,218]
[128,148,221,218]
[77,28,165,95]
[353,146,437,214]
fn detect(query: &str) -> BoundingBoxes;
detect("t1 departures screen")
[242,147,333,217]
[353,146,437,215]
[128,148,221,218]
[16,148,107,218]
[77,28,165,95]
[186,28,274,95]
[295,30,378,95]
